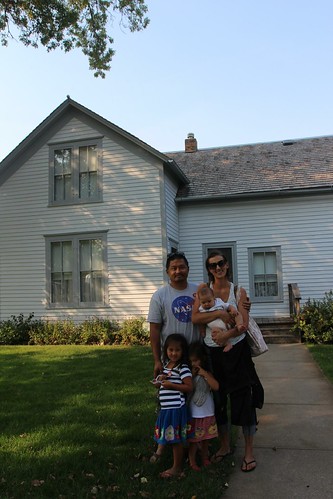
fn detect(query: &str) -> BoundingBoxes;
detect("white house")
[0,98,332,323]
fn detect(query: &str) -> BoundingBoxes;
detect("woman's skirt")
[154,405,193,445]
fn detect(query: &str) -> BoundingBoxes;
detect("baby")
[198,285,246,352]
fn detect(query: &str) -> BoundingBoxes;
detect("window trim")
[48,138,103,206]
[45,231,109,308]
[248,246,283,302]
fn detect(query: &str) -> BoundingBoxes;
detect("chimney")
[185,133,198,153]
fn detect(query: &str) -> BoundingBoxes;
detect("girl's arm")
[197,367,219,391]
[161,375,193,394]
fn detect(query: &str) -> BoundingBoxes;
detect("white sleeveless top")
[204,282,245,348]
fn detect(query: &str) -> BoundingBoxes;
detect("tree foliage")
[0,0,149,77]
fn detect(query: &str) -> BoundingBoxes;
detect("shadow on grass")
[0,346,234,498]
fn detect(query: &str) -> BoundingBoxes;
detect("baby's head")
[198,284,215,310]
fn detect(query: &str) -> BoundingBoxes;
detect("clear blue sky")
[1,0,333,161]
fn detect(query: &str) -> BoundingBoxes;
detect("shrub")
[292,290,333,344]
[1,314,149,346]
[0,313,38,345]
[113,316,149,345]
[79,317,120,345]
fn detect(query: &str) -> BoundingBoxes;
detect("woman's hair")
[188,341,209,370]
[163,333,189,364]
[205,250,230,283]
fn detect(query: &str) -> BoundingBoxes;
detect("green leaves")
[0,0,149,76]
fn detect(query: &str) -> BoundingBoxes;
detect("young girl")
[152,333,193,478]
[188,342,219,471]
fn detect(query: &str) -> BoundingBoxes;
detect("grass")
[0,346,234,498]
[307,344,333,384]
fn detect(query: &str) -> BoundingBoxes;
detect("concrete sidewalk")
[223,343,333,499]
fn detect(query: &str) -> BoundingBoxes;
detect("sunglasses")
[208,259,227,270]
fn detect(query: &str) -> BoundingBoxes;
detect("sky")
[1,0,333,161]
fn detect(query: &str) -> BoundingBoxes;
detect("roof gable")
[0,98,188,187]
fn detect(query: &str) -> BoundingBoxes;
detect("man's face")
[166,258,189,285]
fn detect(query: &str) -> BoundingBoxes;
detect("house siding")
[164,172,179,250]
[0,117,165,322]
[178,195,333,318]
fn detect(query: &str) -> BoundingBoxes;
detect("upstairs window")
[248,246,283,302]
[49,139,102,205]
[46,232,108,308]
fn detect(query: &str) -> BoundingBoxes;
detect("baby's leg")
[223,342,233,352]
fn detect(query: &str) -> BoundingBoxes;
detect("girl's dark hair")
[205,250,230,283]
[163,333,189,364]
[188,341,209,370]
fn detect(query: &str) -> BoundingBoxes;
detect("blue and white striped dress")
[154,363,193,444]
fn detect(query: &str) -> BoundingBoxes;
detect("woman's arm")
[192,292,231,325]
[237,287,249,330]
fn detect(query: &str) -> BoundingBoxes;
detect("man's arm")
[150,322,163,378]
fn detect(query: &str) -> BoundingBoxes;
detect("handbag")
[234,285,268,357]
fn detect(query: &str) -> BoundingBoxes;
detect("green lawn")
[307,344,333,384]
[0,346,233,498]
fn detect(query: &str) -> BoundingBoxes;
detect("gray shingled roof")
[167,136,333,201]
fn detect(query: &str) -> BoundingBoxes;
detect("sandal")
[241,458,256,472]
[160,470,185,479]
[149,452,162,464]
[210,451,232,463]
[202,458,211,467]
[190,463,201,472]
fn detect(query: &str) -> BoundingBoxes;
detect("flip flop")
[241,458,256,472]
[160,470,185,479]
[210,451,232,463]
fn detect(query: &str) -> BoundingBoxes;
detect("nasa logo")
[172,295,194,323]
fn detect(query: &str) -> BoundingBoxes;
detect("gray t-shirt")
[147,281,200,347]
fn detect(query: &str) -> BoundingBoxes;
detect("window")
[46,232,108,307]
[248,247,282,302]
[49,139,102,205]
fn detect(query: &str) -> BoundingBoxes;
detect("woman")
[192,251,264,472]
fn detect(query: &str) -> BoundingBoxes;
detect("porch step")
[254,317,300,344]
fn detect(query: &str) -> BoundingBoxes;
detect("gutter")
[175,186,333,203]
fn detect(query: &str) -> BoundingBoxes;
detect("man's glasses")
[208,259,227,270]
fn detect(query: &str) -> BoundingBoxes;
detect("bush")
[0,314,149,346]
[292,290,333,344]
[0,313,38,345]
[113,316,149,345]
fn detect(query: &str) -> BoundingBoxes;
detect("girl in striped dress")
[153,333,193,478]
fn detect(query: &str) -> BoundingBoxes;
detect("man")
[147,251,200,464]
[148,251,200,379]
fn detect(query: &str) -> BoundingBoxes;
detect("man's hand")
[154,360,163,379]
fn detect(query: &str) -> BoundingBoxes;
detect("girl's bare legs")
[150,443,164,463]
[189,442,200,471]
[201,440,211,466]
[160,443,184,477]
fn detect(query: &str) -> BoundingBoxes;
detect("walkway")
[224,343,333,499]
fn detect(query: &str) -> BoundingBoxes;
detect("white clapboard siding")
[164,172,179,248]
[0,117,166,322]
[178,195,333,317]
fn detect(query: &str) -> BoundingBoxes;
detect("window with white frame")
[248,247,282,302]
[49,139,102,205]
[46,232,108,307]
